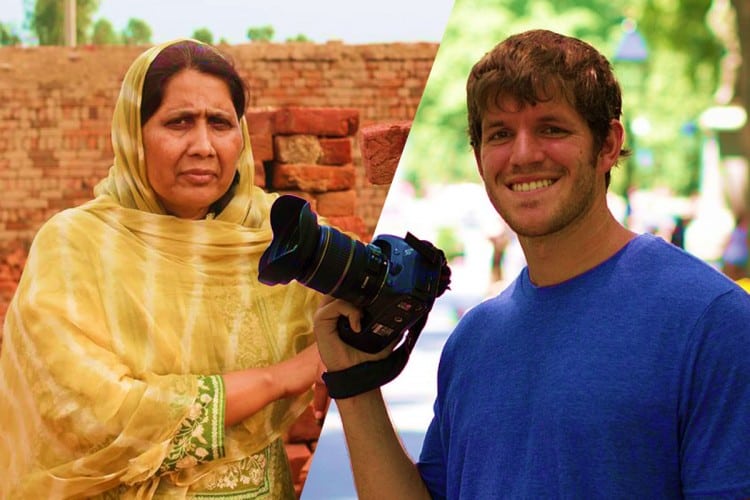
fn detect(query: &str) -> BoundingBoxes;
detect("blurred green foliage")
[30,0,100,45]
[121,17,152,45]
[19,0,155,46]
[0,22,21,45]
[436,226,465,261]
[91,18,118,45]
[401,0,724,197]
[192,27,214,45]
[247,25,275,42]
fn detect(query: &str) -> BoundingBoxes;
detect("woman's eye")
[166,117,191,128]
[209,117,234,129]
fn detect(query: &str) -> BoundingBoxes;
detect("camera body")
[258,195,449,353]
[335,234,442,352]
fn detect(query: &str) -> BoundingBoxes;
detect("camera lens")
[259,195,389,308]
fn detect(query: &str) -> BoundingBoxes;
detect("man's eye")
[485,129,510,141]
[542,126,567,136]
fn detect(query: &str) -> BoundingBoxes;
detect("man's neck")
[519,206,636,287]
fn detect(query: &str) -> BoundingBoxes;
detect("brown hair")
[467,30,629,185]
[140,40,248,126]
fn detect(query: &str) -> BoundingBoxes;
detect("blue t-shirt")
[418,234,750,499]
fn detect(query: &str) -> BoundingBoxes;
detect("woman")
[0,39,325,498]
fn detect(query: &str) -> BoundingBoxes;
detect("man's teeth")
[511,179,553,192]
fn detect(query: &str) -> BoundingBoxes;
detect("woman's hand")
[223,344,325,426]
[270,344,330,421]
[268,344,323,398]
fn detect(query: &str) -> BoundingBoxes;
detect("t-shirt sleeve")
[417,408,447,500]
[680,287,750,498]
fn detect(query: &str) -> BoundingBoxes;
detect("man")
[314,30,750,499]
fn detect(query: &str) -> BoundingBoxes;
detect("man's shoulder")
[625,234,738,296]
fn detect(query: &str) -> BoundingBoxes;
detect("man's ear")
[597,119,625,173]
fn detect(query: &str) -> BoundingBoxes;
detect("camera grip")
[336,314,397,354]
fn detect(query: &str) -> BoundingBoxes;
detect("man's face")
[475,96,612,238]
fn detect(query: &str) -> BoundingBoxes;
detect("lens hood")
[258,195,321,285]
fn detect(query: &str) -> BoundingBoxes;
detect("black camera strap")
[321,313,429,399]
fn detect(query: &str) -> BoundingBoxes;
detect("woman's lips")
[181,170,217,185]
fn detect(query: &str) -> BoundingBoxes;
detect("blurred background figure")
[721,213,749,280]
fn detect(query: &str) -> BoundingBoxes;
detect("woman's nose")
[188,122,215,157]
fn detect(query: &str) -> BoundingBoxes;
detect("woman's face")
[142,68,243,219]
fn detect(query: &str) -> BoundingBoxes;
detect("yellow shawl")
[0,40,318,498]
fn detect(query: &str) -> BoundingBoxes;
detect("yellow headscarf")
[0,39,318,498]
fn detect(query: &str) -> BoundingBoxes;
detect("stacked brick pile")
[248,106,367,238]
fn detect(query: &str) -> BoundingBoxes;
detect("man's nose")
[509,130,544,167]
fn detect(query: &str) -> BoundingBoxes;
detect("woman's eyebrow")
[161,107,235,118]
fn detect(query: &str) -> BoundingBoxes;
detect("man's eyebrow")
[536,113,568,122]
[482,118,508,128]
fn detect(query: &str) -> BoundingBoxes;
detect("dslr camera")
[258,195,450,353]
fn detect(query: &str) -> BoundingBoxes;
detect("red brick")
[249,133,274,162]
[274,135,322,164]
[246,108,277,136]
[319,138,352,165]
[274,191,318,212]
[315,190,356,217]
[297,453,315,497]
[269,164,355,192]
[286,405,323,443]
[0,280,17,295]
[0,265,14,281]
[360,121,412,185]
[273,107,359,137]
[284,443,312,488]
[327,215,369,241]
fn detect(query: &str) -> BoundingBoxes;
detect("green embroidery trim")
[160,375,226,473]
[193,446,272,499]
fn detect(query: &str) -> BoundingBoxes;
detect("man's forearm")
[336,389,432,500]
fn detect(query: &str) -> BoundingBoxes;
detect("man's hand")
[313,296,393,372]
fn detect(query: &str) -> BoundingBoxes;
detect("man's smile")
[509,179,555,192]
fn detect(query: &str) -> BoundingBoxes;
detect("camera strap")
[321,313,429,399]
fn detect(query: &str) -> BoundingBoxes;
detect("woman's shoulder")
[30,204,104,251]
